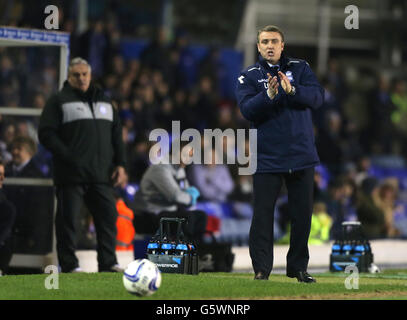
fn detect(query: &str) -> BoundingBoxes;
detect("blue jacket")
[235,54,324,173]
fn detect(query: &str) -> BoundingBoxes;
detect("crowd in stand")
[1,13,407,243]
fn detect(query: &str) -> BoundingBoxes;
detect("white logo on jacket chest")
[95,102,113,121]
[100,105,107,114]
[285,71,294,82]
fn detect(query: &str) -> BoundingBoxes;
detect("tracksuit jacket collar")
[258,53,289,73]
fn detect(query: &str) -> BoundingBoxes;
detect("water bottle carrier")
[329,221,374,272]
[147,217,199,275]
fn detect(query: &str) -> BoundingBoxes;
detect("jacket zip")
[88,95,101,169]
[92,104,102,168]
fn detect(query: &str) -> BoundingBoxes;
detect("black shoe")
[287,271,316,283]
[254,271,269,280]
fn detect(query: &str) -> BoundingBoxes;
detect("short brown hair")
[257,25,285,43]
[11,136,37,156]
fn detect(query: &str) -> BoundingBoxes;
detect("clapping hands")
[267,71,293,99]
[278,71,292,94]
[266,73,279,99]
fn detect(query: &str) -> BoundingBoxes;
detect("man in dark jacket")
[4,136,52,254]
[39,57,127,273]
[0,160,16,275]
[236,25,324,282]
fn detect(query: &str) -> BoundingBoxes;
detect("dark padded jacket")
[235,54,324,173]
[38,81,126,185]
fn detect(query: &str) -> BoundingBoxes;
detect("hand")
[267,73,279,99]
[278,71,292,94]
[185,186,200,206]
[111,166,127,187]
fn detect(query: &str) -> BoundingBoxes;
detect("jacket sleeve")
[289,62,324,110]
[111,105,127,168]
[150,165,192,206]
[235,71,280,122]
[38,94,76,164]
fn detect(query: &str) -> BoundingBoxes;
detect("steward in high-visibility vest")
[277,202,332,245]
[116,199,135,251]
[308,202,332,245]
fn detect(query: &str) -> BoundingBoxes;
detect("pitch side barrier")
[0,26,69,272]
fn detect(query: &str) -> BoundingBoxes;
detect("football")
[122,259,162,296]
[368,263,381,274]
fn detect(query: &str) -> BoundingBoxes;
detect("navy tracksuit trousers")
[249,167,314,277]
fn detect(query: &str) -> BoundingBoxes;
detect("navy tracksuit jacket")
[235,54,324,173]
[236,54,325,275]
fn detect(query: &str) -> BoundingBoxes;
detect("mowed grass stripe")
[0,271,406,300]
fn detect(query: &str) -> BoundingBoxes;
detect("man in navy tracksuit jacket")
[236,25,324,282]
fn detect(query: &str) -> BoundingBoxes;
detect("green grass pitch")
[0,269,406,300]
